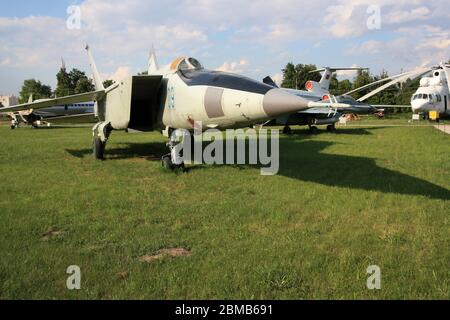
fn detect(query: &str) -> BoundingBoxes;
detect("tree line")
[18,67,114,104]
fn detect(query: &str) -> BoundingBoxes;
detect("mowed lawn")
[0,121,449,299]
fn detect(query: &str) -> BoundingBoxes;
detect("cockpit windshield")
[335,95,358,104]
[188,58,203,70]
[171,56,204,72]
[178,69,273,95]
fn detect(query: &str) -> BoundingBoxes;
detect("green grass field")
[0,120,449,299]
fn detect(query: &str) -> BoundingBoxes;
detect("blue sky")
[0,0,449,95]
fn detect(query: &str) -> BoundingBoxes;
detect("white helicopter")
[346,62,450,119]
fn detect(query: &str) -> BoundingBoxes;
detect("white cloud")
[102,66,131,83]
[0,0,449,93]
[271,73,283,86]
[216,60,248,73]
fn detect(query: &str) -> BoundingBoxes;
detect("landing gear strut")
[282,126,292,135]
[326,124,336,132]
[161,129,188,171]
[92,122,112,160]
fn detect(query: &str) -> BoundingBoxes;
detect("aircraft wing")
[0,90,105,113]
[373,105,411,108]
[42,113,96,124]
[299,107,340,114]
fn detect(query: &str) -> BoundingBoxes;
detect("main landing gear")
[10,119,18,130]
[308,125,318,134]
[282,126,292,135]
[326,123,336,132]
[92,122,112,160]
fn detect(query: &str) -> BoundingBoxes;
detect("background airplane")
[263,67,377,134]
[346,63,450,120]
[6,98,95,129]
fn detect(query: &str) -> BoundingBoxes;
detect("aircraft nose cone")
[262,89,309,117]
[411,101,424,113]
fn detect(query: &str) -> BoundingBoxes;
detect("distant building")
[0,95,19,108]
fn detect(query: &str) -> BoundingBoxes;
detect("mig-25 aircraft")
[0,46,354,170]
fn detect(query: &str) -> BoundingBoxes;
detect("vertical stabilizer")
[148,45,159,74]
[85,44,105,91]
[319,67,333,91]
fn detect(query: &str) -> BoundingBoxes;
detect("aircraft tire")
[93,136,105,160]
[282,126,292,135]
[10,125,16,130]
[326,124,336,132]
[162,154,173,170]
[309,126,318,134]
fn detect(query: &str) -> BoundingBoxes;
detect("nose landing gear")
[161,129,189,172]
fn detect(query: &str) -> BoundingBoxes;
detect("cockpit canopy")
[170,56,204,72]
[323,94,364,105]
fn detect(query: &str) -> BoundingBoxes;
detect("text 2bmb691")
[219,304,272,316]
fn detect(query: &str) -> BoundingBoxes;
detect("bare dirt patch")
[40,227,64,241]
[138,248,191,263]
[116,271,128,279]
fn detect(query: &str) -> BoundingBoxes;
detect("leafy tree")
[55,68,94,97]
[19,79,52,103]
[55,68,72,97]
[281,63,320,90]
[351,70,374,100]
[337,79,352,95]
[103,79,115,88]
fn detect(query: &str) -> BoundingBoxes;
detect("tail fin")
[310,67,368,92]
[318,67,333,92]
[148,45,159,74]
[85,44,105,91]
[28,94,33,103]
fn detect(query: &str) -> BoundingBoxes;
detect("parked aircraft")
[0,46,357,170]
[263,67,377,134]
[6,98,95,129]
[347,63,450,119]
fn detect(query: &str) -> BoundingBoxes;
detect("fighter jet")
[263,67,377,134]
[0,46,350,169]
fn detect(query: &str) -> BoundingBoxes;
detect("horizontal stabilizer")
[309,67,368,73]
